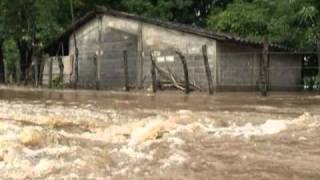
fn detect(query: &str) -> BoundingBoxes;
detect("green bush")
[51,77,64,89]
[315,75,320,90]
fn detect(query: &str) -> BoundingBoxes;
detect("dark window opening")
[302,54,319,90]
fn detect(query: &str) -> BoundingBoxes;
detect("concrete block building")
[44,7,302,91]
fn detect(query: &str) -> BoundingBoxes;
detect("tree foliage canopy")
[207,0,320,49]
[0,0,317,51]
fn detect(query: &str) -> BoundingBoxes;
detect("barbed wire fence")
[148,48,320,95]
[3,48,320,95]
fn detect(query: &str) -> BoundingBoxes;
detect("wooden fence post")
[150,52,157,93]
[48,58,53,88]
[39,55,45,86]
[58,56,64,82]
[202,45,214,95]
[74,48,79,89]
[35,55,39,87]
[69,55,74,86]
[123,50,130,91]
[176,51,190,94]
[93,54,100,90]
[261,42,270,96]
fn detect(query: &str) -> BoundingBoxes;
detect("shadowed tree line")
[0,0,319,88]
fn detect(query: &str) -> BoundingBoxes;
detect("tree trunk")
[317,43,320,77]
[0,40,5,84]
[34,54,39,87]
[16,40,33,83]
[48,58,53,88]
[15,60,21,85]
[123,50,129,91]
[39,54,45,86]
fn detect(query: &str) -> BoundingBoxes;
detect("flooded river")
[0,87,319,179]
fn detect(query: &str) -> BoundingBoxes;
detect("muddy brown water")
[0,86,320,180]
[0,87,319,114]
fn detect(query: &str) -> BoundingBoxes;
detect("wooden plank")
[123,50,130,91]
[202,45,214,95]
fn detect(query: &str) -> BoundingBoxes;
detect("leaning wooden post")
[150,52,157,93]
[202,45,214,95]
[123,50,130,91]
[261,42,270,96]
[48,58,53,88]
[93,54,100,90]
[176,51,190,94]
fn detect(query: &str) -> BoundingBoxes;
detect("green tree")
[0,0,7,83]
[208,0,320,89]
[123,0,232,26]
[2,0,63,82]
[207,0,320,50]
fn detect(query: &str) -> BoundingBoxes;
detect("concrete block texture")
[68,15,217,90]
[69,17,138,89]
[216,41,302,91]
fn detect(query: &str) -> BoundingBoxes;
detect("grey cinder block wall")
[216,41,302,91]
[67,14,217,90]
